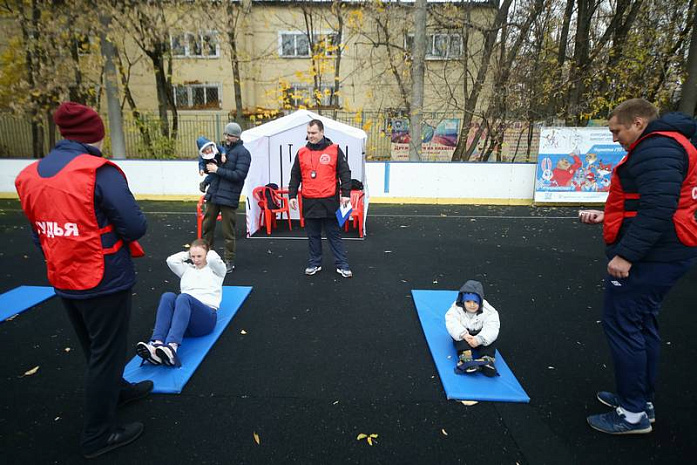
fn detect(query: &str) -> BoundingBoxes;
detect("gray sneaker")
[596,391,655,423]
[225,262,235,274]
[305,266,322,276]
[336,268,353,278]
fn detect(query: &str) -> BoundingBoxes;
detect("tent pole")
[279,145,284,188]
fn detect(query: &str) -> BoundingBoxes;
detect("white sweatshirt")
[444,299,500,346]
[166,250,226,309]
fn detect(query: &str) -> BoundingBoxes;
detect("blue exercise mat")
[412,289,530,403]
[123,286,252,394]
[0,286,56,322]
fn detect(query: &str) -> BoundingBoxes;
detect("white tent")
[241,110,369,237]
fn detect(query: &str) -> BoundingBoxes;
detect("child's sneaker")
[199,182,207,193]
[135,341,162,365]
[587,408,652,435]
[596,391,655,423]
[479,355,499,377]
[454,350,479,374]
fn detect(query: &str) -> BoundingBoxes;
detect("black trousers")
[453,338,496,359]
[62,289,131,452]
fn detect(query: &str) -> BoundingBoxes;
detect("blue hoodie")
[608,112,697,263]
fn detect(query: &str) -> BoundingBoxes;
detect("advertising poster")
[390,118,460,161]
[534,127,626,203]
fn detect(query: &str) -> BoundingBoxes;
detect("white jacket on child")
[166,250,226,309]
[445,299,500,346]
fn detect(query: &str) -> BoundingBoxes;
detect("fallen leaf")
[441,429,448,436]
[64,347,71,353]
[367,437,375,446]
[460,400,478,406]
[548,366,555,369]
[356,433,367,440]
[5,314,17,321]
[253,432,260,445]
[332,400,339,405]
[241,330,247,335]
[23,366,39,377]
[54,417,61,421]
[184,244,190,248]
[384,250,392,253]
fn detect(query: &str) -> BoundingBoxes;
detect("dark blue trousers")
[304,217,349,270]
[602,258,695,412]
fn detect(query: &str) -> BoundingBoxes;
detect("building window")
[279,32,340,58]
[284,84,338,109]
[406,33,463,60]
[171,32,219,58]
[174,84,221,109]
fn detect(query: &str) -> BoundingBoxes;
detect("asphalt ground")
[1,199,696,464]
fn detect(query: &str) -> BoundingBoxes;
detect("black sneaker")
[118,380,153,408]
[199,181,207,193]
[83,422,144,459]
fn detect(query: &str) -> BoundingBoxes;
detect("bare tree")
[452,0,513,162]
[408,0,427,161]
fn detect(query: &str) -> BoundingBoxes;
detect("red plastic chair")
[196,196,221,239]
[252,186,292,234]
[344,189,365,237]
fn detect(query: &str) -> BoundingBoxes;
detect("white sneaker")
[135,341,162,365]
[336,268,353,278]
[305,266,322,276]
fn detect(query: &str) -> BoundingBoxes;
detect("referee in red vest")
[15,102,150,458]
[289,119,353,278]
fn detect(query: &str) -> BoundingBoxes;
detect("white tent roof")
[242,109,367,143]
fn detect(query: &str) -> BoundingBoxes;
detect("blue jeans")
[304,217,349,270]
[602,258,696,412]
[151,292,217,345]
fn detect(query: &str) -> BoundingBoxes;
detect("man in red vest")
[288,119,353,278]
[15,102,150,458]
[580,98,697,435]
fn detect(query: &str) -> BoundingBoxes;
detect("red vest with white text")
[15,155,141,290]
[603,131,697,245]
[298,144,339,198]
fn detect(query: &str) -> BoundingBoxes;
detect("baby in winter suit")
[445,279,501,377]
[197,136,226,193]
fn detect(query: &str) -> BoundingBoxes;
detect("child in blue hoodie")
[197,136,225,193]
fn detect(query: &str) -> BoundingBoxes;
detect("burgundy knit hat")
[53,102,105,144]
